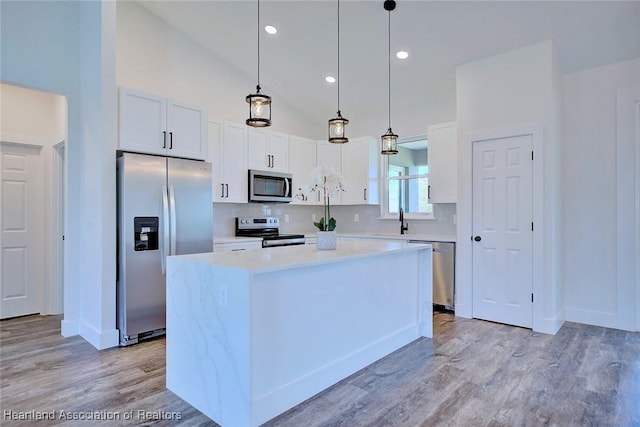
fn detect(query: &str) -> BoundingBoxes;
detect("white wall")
[456,41,563,334]
[116,1,317,138]
[1,1,119,348]
[0,83,66,143]
[0,83,66,315]
[563,58,640,331]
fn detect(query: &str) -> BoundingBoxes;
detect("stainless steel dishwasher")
[410,240,455,311]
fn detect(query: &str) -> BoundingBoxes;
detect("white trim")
[637,99,640,333]
[51,142,65,315]
[0,141,45,318]
[564,307,622,330]
[459,125,554,333]
[79,321,119,350]
[615,87,640,332]
[61,319,79,337]
[0,133,55,147]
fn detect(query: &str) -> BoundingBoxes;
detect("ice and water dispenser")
[133,217,159,251]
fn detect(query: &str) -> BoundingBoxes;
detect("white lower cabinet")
[213,241,261,252]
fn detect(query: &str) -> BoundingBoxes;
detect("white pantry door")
[0,143,44,319]
[472,135,533,328]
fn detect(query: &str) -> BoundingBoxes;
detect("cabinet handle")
[169,132,173,149]
[271,155,275,168]
[428,185,431,200]
[162,131,167,149]
[221,183,225,198]
[364,188,367,201]
[225,183,229,198]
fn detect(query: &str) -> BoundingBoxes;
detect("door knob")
[474,236,482,242]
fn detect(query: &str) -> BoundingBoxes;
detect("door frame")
[616,87,640,332]
[637,98,640,333]
[458,125,546,331]
[0,138,65,316]
[51,141,65,314]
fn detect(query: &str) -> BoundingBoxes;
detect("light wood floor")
[1,312,638,426]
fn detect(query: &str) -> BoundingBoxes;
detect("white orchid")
[296,165,345,231]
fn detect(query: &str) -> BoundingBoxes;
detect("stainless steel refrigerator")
[116,152,213,346]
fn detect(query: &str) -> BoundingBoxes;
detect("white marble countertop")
[213,233,456,244]
[173,240,431,274]
[338,232,457,242]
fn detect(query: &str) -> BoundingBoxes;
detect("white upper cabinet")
[316,140,342,204]
[340,136,379,205]
[268,132,290,173]
[289,136,318,205]
[247,129,290,173]
[166,100,207,159]
[210,121,248,203]
[427,122,457,204]
[119,87,206,160]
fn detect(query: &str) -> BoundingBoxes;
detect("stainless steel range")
[235,217,305,248]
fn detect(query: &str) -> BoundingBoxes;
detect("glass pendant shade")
[328,111,349,144]
[246,85,271,127]
[381,128,398,154]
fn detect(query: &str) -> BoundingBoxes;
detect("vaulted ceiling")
[138,1,640,129]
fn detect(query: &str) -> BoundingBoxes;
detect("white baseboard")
[79,321,120,350]
[534,316,564,335]
[565,307,634,331]
[61,318,79,337]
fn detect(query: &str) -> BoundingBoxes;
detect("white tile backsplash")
[213,202,456,238]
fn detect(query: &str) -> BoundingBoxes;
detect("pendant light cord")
[337,0,341,112]
[387,7,391,129]
[257,0,261,88]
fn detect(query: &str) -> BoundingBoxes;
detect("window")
[383,137,433,219]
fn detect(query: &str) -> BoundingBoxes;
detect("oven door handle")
[262,238,305,248]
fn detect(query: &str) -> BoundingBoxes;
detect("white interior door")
[472,135,533,328]
[1,143,44,319]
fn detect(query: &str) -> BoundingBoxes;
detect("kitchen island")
[166,240,432,427]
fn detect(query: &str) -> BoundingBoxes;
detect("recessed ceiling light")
[396,51,409,60]
[325,76,336,83]
[264,25,277,35]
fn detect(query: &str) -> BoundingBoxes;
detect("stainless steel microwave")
[248,169,293,203]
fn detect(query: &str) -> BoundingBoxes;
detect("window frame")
[380,135,435,221]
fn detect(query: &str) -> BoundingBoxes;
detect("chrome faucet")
[399,207,409,234]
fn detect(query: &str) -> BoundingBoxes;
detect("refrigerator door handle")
[169,184,177,255]
[161,184,170,275]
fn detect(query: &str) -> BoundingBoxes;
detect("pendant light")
[381,0,398,155]
[246,0,271,127]
[328,0,349,144]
